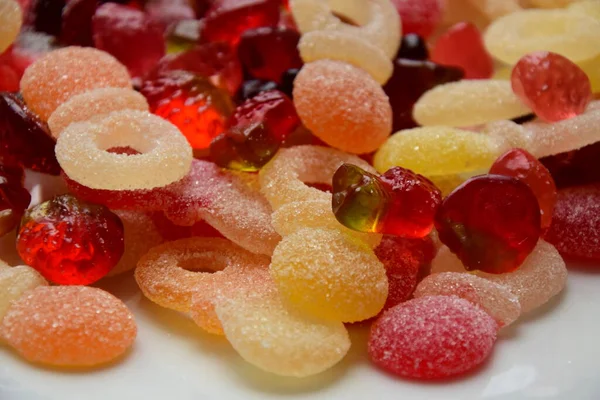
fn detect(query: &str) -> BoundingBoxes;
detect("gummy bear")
[0,163,31,237]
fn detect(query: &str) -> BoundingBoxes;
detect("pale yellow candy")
[413,80,532,127]
[270,228,388,322]
[483,9,600,64]
[467,0,522,19]
[530,0,586,8]
[298,30,393,85]
[568,1,600,20]
[579,54,600,93]
[480,119,534,149]
[0,266,48,322]
[0,0,22,54]
[0,259,9,270]
[492,67,512,80]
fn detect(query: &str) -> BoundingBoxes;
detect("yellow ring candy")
[0,0,22,54]
[0,266,47,322]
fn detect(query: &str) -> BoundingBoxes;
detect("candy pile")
[0,0,598,383]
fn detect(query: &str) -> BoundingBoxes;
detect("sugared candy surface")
[0,164,31,237]
[0,0,23,54]
[0,265,47,321]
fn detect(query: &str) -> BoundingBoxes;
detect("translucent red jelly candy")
[201,0,280,48]
[0,92,60,175]
[145,0,195,28]
[368,296,497,380]
[397,34,429,61]
[16,194,125,285]
[390,0,443,39]
[431,22,493,80]
[541,142,600,189]
[210,89,300,171]
[0,163,31,237]
[435,175,541,274]
[237,27,302,83]
[511,52,592,123]
[490,148,557,231]
[332,164,442,238]
[149,211,223,241]
[92,2,166,79]
[60,0,96,46]
[544,184,600,262]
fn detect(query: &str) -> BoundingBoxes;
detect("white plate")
[1,173,599,400]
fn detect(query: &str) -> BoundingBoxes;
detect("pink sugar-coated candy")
[20,47,131,121]
[414,272,521,327]
[544,184,600,262]
[368,296,497,380]
[390,0,443,39]
[431,240,567,313]
[0,265,47,322]
[0,286,137,367]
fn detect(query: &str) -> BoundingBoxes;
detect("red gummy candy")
[541,142,600,189]
[237,27,302,83]
[201,0,280,48]
[368,296,497,380]
[511,51,592,123]
[435,175,541,274]
[0,163,31,237]
[431,22,493,79]
[93,3,166,79]
[544,184,600,262]
[490,148,557,231]
[145,0,195,28]
[60,0,96,46]
[390,0,443,39]
[16,194,124,285]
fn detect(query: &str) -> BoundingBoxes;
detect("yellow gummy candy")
[0,0,22,54]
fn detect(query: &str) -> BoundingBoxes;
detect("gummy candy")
[442,0,490,32]
[149,211,224,242]
[530,0,586,8]
[483,9,600,65]
[0,0,22,54]
[0,164,30,237]
[511,51,592,122]
[60,0,96,46]
[236,79,279,102]
[0,286,136,367]
[278,68,300,98]
[390,0,443,39]
[368,296,497,380]
[56,110,193,191]
[413,80,532,127]
[431,22,493,79]
[397,33,429,60]
[435,175,541,274]
[145,0,195,28]
[20,47,132,121]
[568,1,600,21]
[0,265,47,321]
[490,148,557,231]
[414,272,521,327]
[293,60,392,154]
[27,0,66,36]
[332,164,442,238]
[541,141,600,188]
[270,228,388,322]
[48,88,149,138]
[467,0,521,20]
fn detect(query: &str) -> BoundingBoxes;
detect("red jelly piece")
[149,211,223,241]
[544,184,600,262]
[60,0,97,46]
[435,175,541,274]
[541,142,600,189]
[490,148,557,231]
[368,296,497,380]
[27,0,66,36]
[237,27,302,83]
[431,22,493,79]
[200,0,280,48]
[0,93,60,175]
[0,163,31,237]
[511,51,592,123]
[390,0,443,39]
[93,3,166,79]
[145,0,195,28]
[16,194,124,285]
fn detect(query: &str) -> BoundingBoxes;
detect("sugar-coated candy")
[390,0,442,39]
[511,52,592,123]
[368,296,497,380]
[530,0,586,8]
[413,80,532,127]
[414,273,521,327]
[56,110,192,191]
[435,175,541,274]
[483,9,600,65]
[490,148,557,231]
[259,145,374,210]
[48,88,149,138]
[270,228,388,322]
[432,240,568,313]
[568,1,600,21]
[20,47,131,121]
[544,184,600,262]
[467,0,521,20]
[0,164,31,238]
[0,265,47,322]
[298,31,393,85]
[0,0,22,53]
[332,164,442,238]
[149,212,223,242]
[216,283,351,377]
[16,194,125,285]
[397,33,429,60]
[293,60,392,154]
[290,0,401,58]
[135,237,270,313]
[0,286,136,367]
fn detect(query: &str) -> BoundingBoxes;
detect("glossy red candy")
[490,148,557,231]
[16,194,124,285]
[201,0,280,48]
[93,3,166,79]
[541,142,600,189]
[544,184,600,262]
[237,27,302,83]
[396,34,429,61]
[435,175,541,274]
[60,0,96,46]
[390,0,443,39]
[0,163,31,237]
[0,93,60,175]
[431,22,493,79]
[511,52,592,122]
[145,0,195,28]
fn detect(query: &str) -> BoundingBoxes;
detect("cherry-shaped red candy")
[0,163,31,237]
[390,0,443,39]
